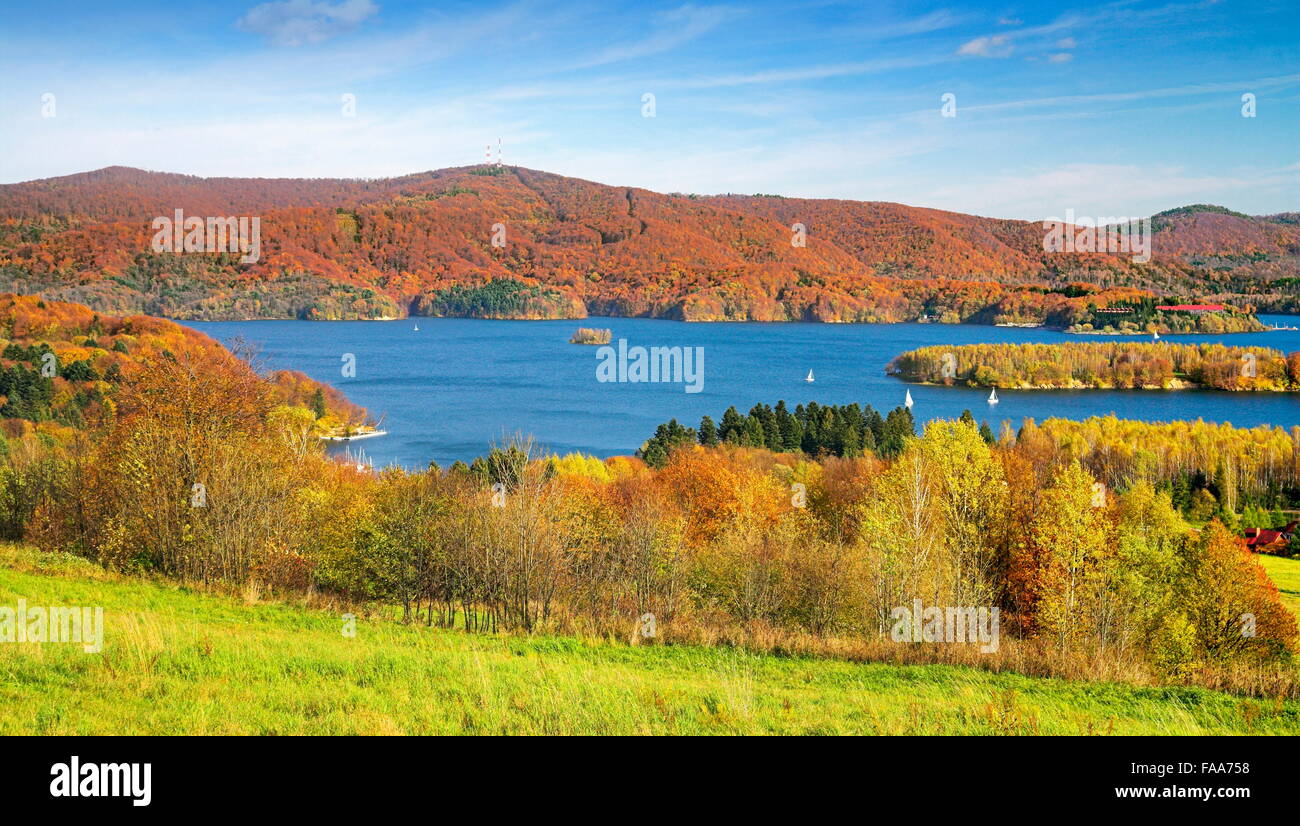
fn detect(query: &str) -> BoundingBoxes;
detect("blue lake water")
[184,315,1300,469]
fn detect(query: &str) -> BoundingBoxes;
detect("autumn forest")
[1,166,1297,325]
[2,166,1299,739]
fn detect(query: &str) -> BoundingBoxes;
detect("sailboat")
[1152,330,1159,341]
[988,388,999,405]
[414,322,420,331]
[805,369,814,383]
[904,389,914,409]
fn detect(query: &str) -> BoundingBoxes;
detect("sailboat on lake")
[988,388,999,405]
[904,389,914,409]
[805,369,814,383]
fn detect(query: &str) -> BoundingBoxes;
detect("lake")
[184,315,1300,468]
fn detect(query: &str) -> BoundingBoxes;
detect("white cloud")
[1048,52,1073,63]
[1056,37,1077,48]
[237,0,379,47]
[956,34,1012,57]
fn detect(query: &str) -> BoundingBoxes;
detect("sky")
[0,0,1296,219]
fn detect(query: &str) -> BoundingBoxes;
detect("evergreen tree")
[719,406,746,444]
[865,406,886,451]
[840,422,861,457]
[880,406,914,458]
[698,415,719,446]
[858,419,877,455]
[750,403,781,451]
[775,400,802,452]
[643,441,668,468]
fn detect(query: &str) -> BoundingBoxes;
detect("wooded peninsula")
[888,342,1300,391]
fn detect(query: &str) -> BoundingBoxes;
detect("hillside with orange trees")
[0,293,366,439]
[0,166,1295,322]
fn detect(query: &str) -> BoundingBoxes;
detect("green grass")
[1,544,1297,735]
[1259,553,1300,621]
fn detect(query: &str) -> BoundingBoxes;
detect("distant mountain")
[0,166,1294,323]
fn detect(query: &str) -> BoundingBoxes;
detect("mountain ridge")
[4,165,1292,225]
[0,165,1296,323]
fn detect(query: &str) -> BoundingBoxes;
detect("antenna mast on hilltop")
[496,138,503,167]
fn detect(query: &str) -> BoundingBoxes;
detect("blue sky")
[0,0,1296,218]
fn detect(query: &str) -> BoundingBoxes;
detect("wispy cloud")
[568,4,737,68]
[237,0,379,47]
[957,34,1013,57]
[961,73,1300,115]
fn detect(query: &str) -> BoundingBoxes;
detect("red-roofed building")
[1245,521,1297,555]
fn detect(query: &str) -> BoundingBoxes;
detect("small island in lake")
[570,327,612,345]
[888,341,1300,391]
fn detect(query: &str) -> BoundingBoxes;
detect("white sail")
[805,369,814,382]
[414,323,419,331]
[988,388,999,405]
[904,389,914,409]
[1152,330,1159,340]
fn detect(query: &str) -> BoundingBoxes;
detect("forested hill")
[0,293,366,437]
[0,165,1295,322]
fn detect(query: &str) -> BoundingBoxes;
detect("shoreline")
[890,380,1300,393]
[173,315,1298,331]
[320,429,388,442]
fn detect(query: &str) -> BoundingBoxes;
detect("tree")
[719,406,745,444]
[268,404,317,457]
[698,415,719,447]
[1025,461,1114,646]
[775,400,802,452]
[913,419,1009,608]
[1179,520,1297,662]
[879,407,914,458]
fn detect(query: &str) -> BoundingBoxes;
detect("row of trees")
[1016,416,1300,515]
[639,401,921,466]
[890,342,1300,390]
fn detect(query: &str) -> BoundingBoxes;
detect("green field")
[1258,554,1300,620]
[1,544,1297,735]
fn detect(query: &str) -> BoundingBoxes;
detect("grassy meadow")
[2,543,1298,736]
[1259,553,1300,621]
